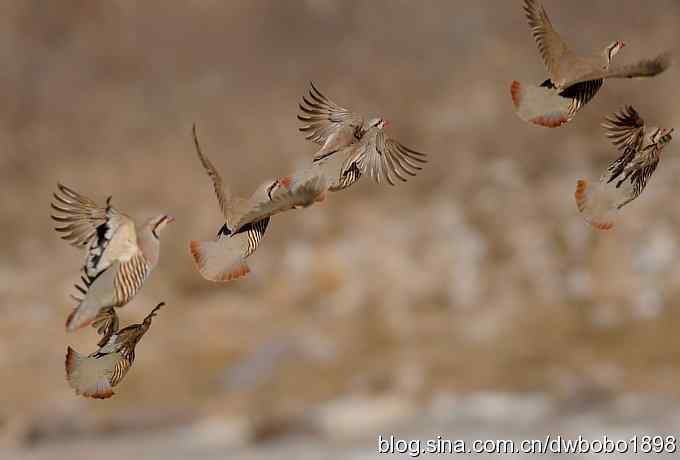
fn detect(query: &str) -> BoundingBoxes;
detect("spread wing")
[298,82,364,151]
[566,52,672,87]
[523,0,570,81]
[51,183,138,277]
[356,131,427,186]
[51,183,110,248]
[231,171,327,231]
[192,124,233,221]
[602,105,646,154]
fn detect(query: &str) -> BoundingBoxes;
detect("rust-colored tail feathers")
[65,347,116,399]
[574,179,616,230]
[511,80,571,128]
[189,240,250,282]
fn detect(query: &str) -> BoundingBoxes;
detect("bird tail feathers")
[189,240,250,282]
[511,80,572,128]
[65,347,116,399]
[574,179,617,230]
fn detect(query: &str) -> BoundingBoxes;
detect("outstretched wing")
[192,124,233,221]
[51,183,110,248]
[523,0,570,81]
[566,52,672,87]
[298,82,364,156]
[230,170,327,231]
[602,105,646,154]
[355,131,427,186]
[52,183,138,277]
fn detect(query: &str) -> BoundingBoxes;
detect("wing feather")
[356,131,427,186]
[523,0,569,81]
[297,82,364,147]
[602,105,646,154]
[565,52,672,87]
[231,171,327,231]
[51,183,138,277]
[192,124,233,221]
[51,183,108,248]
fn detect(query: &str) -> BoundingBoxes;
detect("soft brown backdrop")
[2,1,680,458]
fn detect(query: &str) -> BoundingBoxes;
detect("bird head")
[142,302,165,331]
[604,40,625,66]
[366,117,390,131]
[147,214,175,239]
[650,127,674,149]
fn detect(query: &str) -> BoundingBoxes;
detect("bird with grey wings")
[575,106,673,230]
[51,184,173,331]
[511,0,672,128]
[297,82,427,190]
[65,302,164,399]
[189,124,327,282]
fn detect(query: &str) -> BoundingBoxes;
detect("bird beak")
[620,41,626,48]
[165,215,176,224]
[384,120,391,128]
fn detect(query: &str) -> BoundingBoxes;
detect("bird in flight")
[575,106,673,230]
[51,184,173,331]
[511,0,671,128]
[65,302,165,399]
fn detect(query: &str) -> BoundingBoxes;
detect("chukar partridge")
[189,125,326,282]
[575,106,673,230]
[65,302,164,399]
[298,82,427,189]
[511,0,672,128]
[51,184,173,331]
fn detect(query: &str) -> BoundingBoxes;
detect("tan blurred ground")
[2,0,680,456]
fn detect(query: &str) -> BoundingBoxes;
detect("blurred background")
[2,1,680,458]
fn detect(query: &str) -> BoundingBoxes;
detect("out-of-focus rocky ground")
[2,1,680,458]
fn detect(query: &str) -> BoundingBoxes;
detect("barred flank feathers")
[109,357,131,387]
[562,79,603,115]
[113,254,150,304]
[244,218,269,258]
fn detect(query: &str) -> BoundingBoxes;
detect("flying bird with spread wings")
[511,0,672,128]
[189,125,327,282]
[575,106,673,230]
[51,184,173,331]
[297,82,428,190]
[65,302,164,399]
